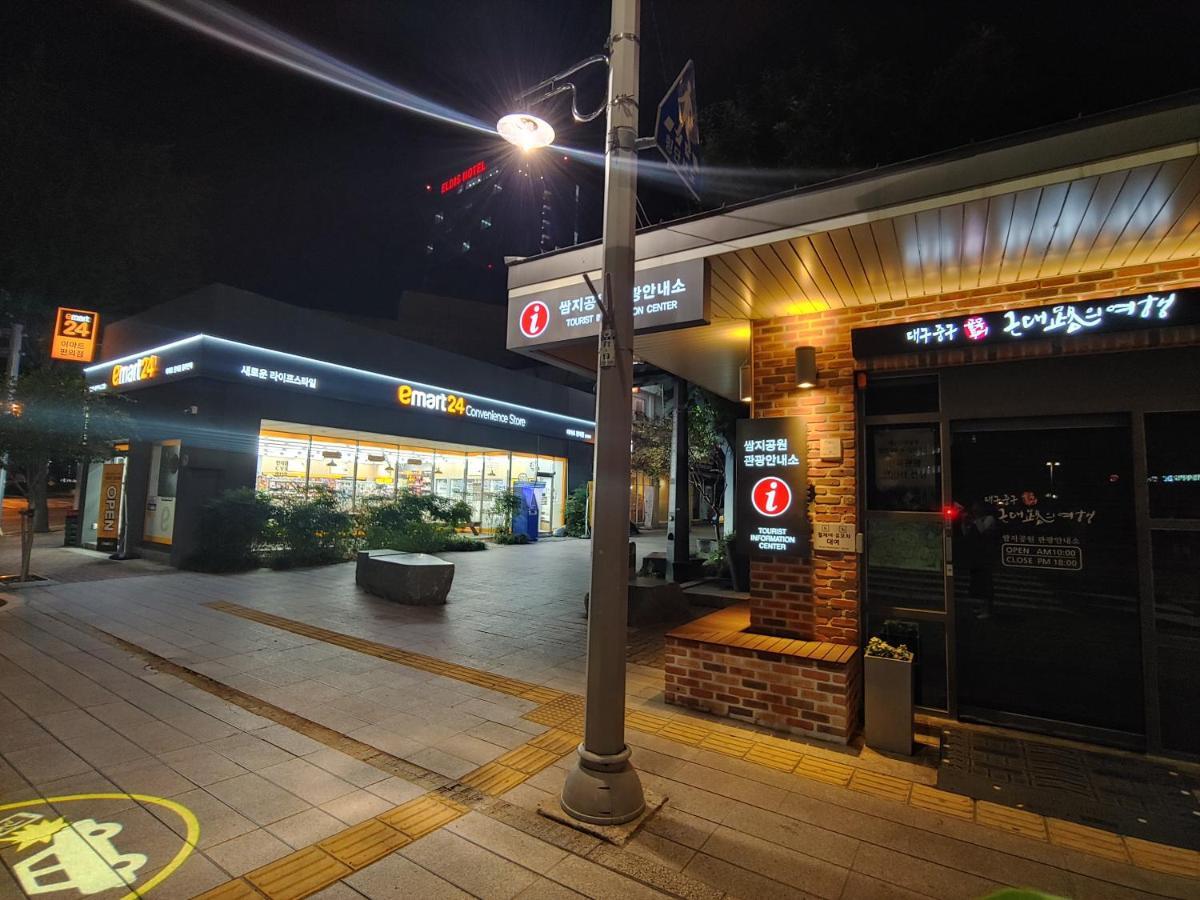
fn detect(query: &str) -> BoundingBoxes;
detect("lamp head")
[497,113,555,151]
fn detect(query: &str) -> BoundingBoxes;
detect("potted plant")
[864,635,914,756]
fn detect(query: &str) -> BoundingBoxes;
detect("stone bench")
[355,549,454,605]
[583,577,691,626]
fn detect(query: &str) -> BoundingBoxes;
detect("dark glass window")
[865,514,944,610]
[1146,411,1200,519]
[1152,530,1200,638]
[866,425,941,512]
[864,375,939,416]
[1159,644,1200,755]
[866,614,947,710]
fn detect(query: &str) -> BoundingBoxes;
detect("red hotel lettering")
[441,160,487,194]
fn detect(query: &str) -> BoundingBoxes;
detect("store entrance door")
[949,417,1145,746]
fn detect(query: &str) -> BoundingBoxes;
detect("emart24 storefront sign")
[507,258,710,350]
[736,417,809,558]
[85,335,595,444]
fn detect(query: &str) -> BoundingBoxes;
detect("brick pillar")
[748,319,859,643]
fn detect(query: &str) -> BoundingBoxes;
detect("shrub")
[357,491,478,553]
[183,488,274,572]
[490,490,523,537]
[564,485,589,537]
[865,636,914,662]
[492,532,529,545]
[442,533,487,552]
[271,488,355,568]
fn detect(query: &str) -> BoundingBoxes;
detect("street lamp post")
[561,0,645,826]
[499,0,645,825]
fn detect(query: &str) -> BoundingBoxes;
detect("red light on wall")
[942,504,961,522]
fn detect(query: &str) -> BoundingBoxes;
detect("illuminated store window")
[482,451,511,531]
[355,441,399,504]
[309,436,356,506]
[433,451,468,506]
[396,447,434,496]
[256,431,310,500]
[464,454,485,526]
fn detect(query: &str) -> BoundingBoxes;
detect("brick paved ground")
[1,539,1197,898]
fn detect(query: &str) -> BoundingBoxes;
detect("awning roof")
[508,94,1200,399]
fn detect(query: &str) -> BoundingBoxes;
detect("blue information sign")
[654,60,700,201]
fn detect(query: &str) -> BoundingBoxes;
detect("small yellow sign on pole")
[50,307,100,362]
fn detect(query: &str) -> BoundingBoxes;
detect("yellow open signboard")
[50,307,100,362]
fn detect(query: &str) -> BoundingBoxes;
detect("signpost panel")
[654,60,700,201]
[736,417,809,558]
[50,307,100,362]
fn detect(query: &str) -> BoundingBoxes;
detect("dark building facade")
[80,285,595,566]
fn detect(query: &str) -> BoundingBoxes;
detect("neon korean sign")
[850,288,1200,357]
[441,160,487,194]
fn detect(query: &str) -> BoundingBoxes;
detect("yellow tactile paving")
[744,742,805,772]
[1045,818,1130,864]
[207,602,547,701]
[848,769,913,803]
[245,846,351,900]
[496,744,560,774]
[379,795,467,839]
[318,818,411,869]
[460,761,530,796]
[207,599,1199,883]
[1123,837,1200,878]
[521,686,566,704]
[908,783,975,821]
[659,719,711,745]
[975,801,1047,841]
[626,709,673,733]
[195,879,264,900]
[794,755,855,786]
[529,728,580,756]
[699,730,756,758]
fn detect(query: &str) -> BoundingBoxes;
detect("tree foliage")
[0,367,132,496]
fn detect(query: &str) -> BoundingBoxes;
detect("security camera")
[183,405,198,415]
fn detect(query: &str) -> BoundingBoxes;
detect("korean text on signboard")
[507,258,709,349]
[850,288,1200,357]
[736,417,809,558]
[50,307,100,362]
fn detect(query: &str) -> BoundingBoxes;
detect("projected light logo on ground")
[0,793,198,898]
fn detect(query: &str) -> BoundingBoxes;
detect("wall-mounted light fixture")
[738,362,752,402]
[795,346,818,389]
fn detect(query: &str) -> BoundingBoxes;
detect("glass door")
[949,417,1144,745]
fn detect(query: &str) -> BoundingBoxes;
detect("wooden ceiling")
[708,157,1200,320]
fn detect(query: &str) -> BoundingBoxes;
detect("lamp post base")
[560,743,645,826]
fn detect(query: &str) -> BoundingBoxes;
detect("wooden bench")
[355,549,454,605]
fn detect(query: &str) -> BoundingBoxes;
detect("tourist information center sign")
[507,258,709,350]
[736,417,809,558]
[850,288,1200,357]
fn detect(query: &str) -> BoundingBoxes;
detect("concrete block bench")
[355,549,454,605]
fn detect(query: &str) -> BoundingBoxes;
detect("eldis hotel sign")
[736,417,809,558]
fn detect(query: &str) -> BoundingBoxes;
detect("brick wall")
[749,258,1200,643]
[664,637,862,742]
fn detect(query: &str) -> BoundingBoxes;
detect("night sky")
[5,1,1199,318]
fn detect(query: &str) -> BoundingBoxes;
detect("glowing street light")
[496,113,556,151]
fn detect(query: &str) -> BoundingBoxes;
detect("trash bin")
[63,511,81,547]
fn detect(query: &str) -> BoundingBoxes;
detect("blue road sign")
[654,60,700,201]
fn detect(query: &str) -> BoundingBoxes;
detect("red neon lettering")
[440,160,488,194]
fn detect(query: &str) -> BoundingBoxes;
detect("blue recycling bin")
[512,484,540,541]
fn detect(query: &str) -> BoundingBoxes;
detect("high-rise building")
[417,154,588,301]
